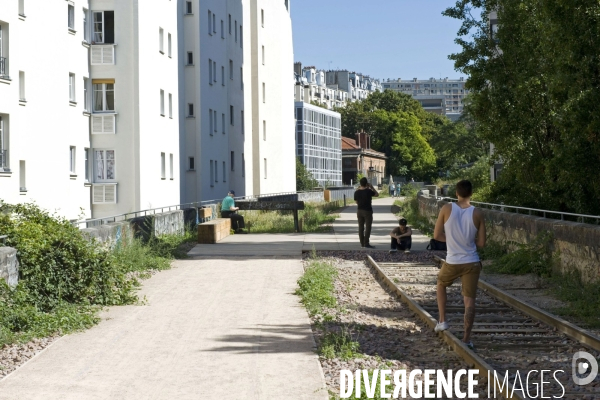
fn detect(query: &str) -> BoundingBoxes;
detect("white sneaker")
[389,249,397,253]
[404,250,410,254]
[435,321,449,332]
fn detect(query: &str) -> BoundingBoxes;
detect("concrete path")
[0,259,328,400]
[303,196,430,252]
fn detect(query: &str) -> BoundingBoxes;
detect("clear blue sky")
[291,0,467,81]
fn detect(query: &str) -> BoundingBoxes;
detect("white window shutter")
[93,185,105,203]
[93,184,117,204]
[104,184,116,203]
[103,115,115,133]
[91,47,103,64]
[91,45,115,65]
[92,115,115,134]
[92,116,103,133]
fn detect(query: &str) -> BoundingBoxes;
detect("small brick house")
[341,132,387,185]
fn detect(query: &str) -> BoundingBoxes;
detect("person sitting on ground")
[389,218,412,254]
[220,190,246,233]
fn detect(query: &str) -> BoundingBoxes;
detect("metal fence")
[436,196,600,224]
[71,190,325,229]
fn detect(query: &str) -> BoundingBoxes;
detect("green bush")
[296,258,338,317]
[486,232,554,276]
[319,330,361,360]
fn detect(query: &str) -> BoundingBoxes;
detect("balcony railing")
[0,57,7,78]
[0,149,8,170]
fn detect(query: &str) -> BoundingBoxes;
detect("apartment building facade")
[295,101,342,187]
[382,77,469,120]
[0,1,181,220]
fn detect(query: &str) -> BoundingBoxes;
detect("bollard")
[343,194,346,207]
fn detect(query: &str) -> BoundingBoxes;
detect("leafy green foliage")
[319,330,361,360]
[296,258,338,317]
[485,232,554,276]
[551,272,600,328]
[296,157,319,191]
[444,0,600,215]
[395,191,435,237]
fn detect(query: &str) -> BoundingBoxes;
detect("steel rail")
[366,255,523,400]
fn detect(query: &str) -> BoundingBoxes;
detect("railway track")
[367,255,600,400]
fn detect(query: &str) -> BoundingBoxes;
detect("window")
[222,161,226,182]
[264,158,267,179]
[208,10,212,35]
[230,105,234,125]
[241,110,244,134]
[19,71,25,101]
[83,9,89,41]
[188,157,195,170]
[213,13,216,34]
[285,0,289,11]
[169,154,173,180]
[84,148,90,182]
[229,60,233,80]
[92,11,114,43]
[19,160,26,192]
[213,61,216,82]
[18,0,25,16]
[94,149,115,181]
[209,109,213,134]
[235,21,237,42]
[208,59,212,83]
[93,82,114,111]
[242,153,245,177]
[262,46,265,65]
[188,103,194,117]
[263,120,266,141]
[161,152,166,179]
[210,160,214,186]
[215,159,218,182]
[221,20,224,38]
[240,67,243,90]
[185,1,192,14]
[240,25,243,48]
[83,77,89,110]
[231,151,234,171]
[167,33,172,57]
[213,110,217,133]
[168,93,172,118]
[222,113,225,133]
[68,3,75,30]
[160,89,165,116]
[69,73,76,102]
[187,52,193,65]
[69,146,76,174]
[0,116,6,170]
[228,14,231,34]
[262,82,265,103]
[159,27,164,53]
[221,66,225,86]
[261,9,264,27]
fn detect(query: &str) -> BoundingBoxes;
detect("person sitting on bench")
[221,190,246,233]
[389,218,412,253]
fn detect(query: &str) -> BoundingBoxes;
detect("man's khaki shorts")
[437,261,482,298]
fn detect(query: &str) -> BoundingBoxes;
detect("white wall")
[0,0,92,220]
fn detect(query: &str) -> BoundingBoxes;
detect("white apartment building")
[0,0,91,220]
[178,0,247,203]
[382,77,469,120]
[179,0,295,201]
[0,1,180,220]
[295,102,342,186]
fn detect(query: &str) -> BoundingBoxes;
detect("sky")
[291,0,468,82]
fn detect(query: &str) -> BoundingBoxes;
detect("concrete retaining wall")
[417,195,600,283]
[0,247,19,288]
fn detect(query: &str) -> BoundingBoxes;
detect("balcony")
[0,57,8,79]
[0,149,8,171]
[91,45,115,65]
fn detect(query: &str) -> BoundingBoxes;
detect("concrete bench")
[197,218,231,244]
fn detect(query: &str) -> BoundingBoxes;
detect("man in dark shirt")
[354,177,379,248]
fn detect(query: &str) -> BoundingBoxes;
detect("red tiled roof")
[341,136,360,150]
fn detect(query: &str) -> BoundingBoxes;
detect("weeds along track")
[366,256,600,400]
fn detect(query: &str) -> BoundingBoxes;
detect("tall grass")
[240,202,341,233]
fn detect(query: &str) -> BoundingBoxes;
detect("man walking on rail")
[354,177,379,248]
[432,180,486,350]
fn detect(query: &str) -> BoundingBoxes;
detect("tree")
[296,158,318,191]
[444,0,600,214]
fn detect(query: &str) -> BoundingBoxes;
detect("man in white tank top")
[432,180,486,350]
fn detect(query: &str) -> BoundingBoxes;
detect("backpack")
[427,239,447,251]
